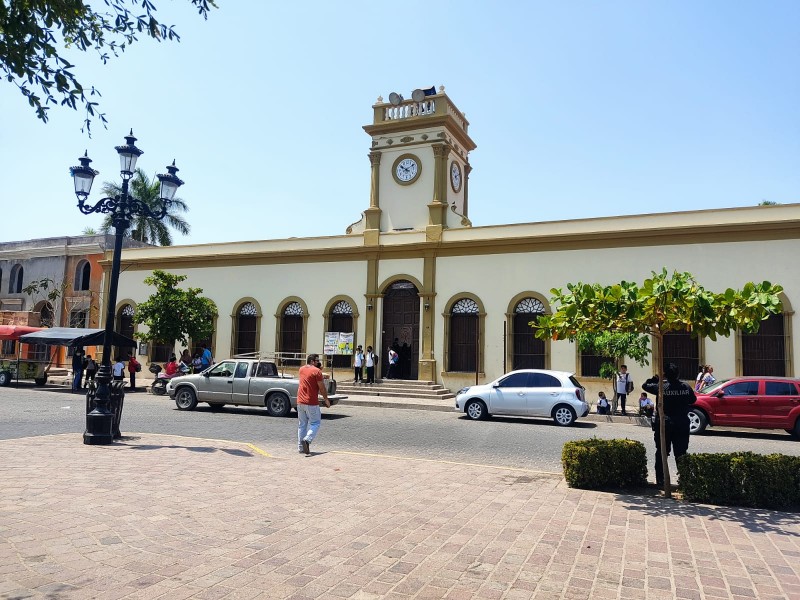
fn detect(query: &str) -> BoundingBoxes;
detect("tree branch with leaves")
[133,270,217,350]
[534,269,783,497]
[0,0,216,132]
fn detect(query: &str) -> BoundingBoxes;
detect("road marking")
[245,443,274,458]
[330,450,561,476]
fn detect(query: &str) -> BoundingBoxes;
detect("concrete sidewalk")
[1,433,798,600]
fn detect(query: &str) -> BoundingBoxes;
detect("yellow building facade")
[113,89,799,390]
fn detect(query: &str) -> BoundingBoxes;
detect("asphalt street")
[2,385,798,480]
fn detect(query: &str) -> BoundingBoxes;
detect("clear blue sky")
[1,1,798,245]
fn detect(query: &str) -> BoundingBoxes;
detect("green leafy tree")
[535,269,783,496]
[0,0,216,132]
[574,331,650,397]
[100,169,190,245]
[22,276,100,327]
[134,270,217,349]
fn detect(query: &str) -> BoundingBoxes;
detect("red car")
[690,377,800,438]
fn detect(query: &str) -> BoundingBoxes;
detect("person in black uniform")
[642,362,696,486]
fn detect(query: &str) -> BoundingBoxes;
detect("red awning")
[0,325,44,341]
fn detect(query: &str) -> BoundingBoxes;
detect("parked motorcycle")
[148,363,170,396]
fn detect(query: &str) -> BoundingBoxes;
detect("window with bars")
[512,297,546,370]
[235,302,258,355]
[662,332,700,379]
[742,313,786,376]
[449,298,479,372]
[580,350,606,378]
[69,309,88,329]
[281,302,304,365]
[1,340,15,356]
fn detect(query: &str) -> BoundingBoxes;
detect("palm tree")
[99,168,190,246]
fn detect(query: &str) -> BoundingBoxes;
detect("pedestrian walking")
[200,343,213,370]
[353,345,364,383]
[297,353,330,456]
[702,365,715,387]
[365,346,377,384]
[643,363,697,487]
[127,352,141,392]
[84,355,97,388]
[694,365,707,391]
[614,364,633,415]
[112,357,125,382]
[71,348,84,393]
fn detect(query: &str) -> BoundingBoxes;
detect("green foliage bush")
[562,438,647,489]
[677,452,800,509]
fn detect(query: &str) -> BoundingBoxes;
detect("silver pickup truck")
[166,358,344,416]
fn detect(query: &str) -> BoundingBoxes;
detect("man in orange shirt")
[297,353,330,455]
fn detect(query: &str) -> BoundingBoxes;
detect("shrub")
[678,452,800,509]
[562,438,647,489]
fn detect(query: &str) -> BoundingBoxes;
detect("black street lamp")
[70,130,184,445]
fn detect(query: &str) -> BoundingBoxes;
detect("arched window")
[74,260,91,291]
[33,302,53,362]
[741,313,787,376]
[118,304,135,339]
[662,332,700,379]
[8,264,23,293]
[513,297,545,370]
[449,298,479,372]
[280,301,304,365]
[38,302,54,328]
[235,302,259,356]
[329,300,353,368]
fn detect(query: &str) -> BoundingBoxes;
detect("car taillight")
[575,389,582,400]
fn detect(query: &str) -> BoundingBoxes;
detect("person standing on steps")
[365,346,377,384]
[353,345,364,383]
[297,353,330,456]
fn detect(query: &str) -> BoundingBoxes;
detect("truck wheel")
[266,393,291,417]
[175,388,198,411]
[34,376,47,386]
[0,371,10,386]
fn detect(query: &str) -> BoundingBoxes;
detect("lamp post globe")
[71,132,184,445]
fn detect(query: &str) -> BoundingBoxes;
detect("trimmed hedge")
[562,438,647,489]
[677,452,800,510]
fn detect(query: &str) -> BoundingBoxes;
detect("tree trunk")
[655,332,671,497]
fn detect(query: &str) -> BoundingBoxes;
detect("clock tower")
[347,86,477,244]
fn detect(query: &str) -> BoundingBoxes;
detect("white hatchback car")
[455,369,589,426]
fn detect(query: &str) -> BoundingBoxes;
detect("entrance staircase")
[335,378,455,401]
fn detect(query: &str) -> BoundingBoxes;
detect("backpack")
[625,375,634,394]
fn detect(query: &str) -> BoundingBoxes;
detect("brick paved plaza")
[1,433,798,599]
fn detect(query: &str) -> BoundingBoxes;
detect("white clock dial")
[450,162,462,192]
[396,157,419,182]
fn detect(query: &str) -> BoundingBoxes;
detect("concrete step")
[336,381,456,401]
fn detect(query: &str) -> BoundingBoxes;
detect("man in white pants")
[297,353,330,456]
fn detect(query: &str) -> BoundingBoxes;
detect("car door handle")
[518,392,525,396]
[550,392,558,396]
[228,381,233,384]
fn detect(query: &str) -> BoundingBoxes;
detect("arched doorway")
[381,280,419,380]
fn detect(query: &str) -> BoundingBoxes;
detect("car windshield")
[698,379,729,394]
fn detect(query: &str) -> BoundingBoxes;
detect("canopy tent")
[0,325,43,341]
[20,328,137,348]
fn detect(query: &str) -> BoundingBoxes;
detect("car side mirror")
[492,383,500,388]
[203,372,210,377]
[715,390,724,398]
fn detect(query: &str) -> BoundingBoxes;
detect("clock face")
[396,157,418,182]
[450,161,462,192]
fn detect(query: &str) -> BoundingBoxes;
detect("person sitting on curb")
[639,392,654,417]
[596,391,610,415]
